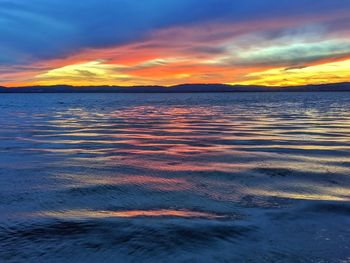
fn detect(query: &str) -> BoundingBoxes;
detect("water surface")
[0,92,349,262]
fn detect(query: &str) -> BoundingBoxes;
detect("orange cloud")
[2,10,350,87]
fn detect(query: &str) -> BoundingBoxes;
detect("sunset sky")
[1,0,350,87]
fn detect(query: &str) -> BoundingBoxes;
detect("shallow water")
[0,92,349,262]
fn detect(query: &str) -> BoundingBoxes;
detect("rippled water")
[0,92,349,262]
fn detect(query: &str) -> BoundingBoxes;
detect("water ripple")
[0,93,349,262]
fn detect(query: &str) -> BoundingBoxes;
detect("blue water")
[0,92,349,262]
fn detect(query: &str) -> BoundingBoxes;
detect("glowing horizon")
[1,1,350,88]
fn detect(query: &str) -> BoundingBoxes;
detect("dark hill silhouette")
[1,82,350,93]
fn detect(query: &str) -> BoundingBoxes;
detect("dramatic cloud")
[1,0,350,86]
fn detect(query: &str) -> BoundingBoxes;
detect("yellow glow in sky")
[233,59,350,86]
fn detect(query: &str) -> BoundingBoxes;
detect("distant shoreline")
[1,82,350,93]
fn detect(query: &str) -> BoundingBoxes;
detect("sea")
[0,92,349,262]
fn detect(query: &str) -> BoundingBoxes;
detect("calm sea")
[0,92,349,262]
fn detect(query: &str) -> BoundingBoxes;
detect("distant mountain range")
[1,82,350,93]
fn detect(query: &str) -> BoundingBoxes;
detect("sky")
[1,0,350,87]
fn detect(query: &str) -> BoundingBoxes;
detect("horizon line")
[2,81,350,89]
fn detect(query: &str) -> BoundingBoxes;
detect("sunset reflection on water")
[3,97,350,206]
[38,209,228,220]
[0,93,350,262]
[1,93,349,219]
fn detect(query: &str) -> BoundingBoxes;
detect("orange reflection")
[39,209,227,219]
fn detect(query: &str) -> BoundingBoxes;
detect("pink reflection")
[39,209,227,219]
